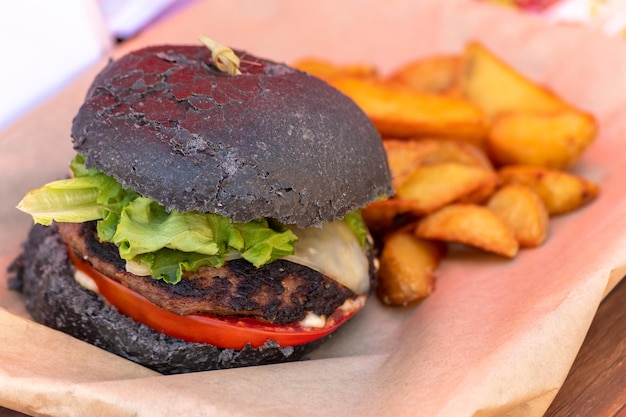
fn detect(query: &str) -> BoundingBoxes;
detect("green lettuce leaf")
[112,203,298,282]
[16,155,301,284]
[342,210,368,247]
[113,197,221,258]
[17,175,113,226]
[236,219,299,267]
[133,249,225,284]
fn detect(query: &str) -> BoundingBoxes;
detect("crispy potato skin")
[487,184,549,248]
[376,229,444,306]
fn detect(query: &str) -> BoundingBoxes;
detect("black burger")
[9,41,392,374]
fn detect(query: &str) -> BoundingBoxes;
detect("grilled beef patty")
[56,221,361,324]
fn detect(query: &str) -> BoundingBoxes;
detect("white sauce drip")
[73,269,99,293]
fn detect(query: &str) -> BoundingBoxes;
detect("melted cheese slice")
[285,221,370,295]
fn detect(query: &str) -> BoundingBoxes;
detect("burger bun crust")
[71,45,392,227]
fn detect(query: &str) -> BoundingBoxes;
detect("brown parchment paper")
[2,0,626,416]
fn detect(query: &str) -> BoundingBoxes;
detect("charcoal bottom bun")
[9,224,327,374]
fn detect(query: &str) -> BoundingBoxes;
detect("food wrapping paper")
[1,0,626,416]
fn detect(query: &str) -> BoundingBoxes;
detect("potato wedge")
[383,139,441,189]
[456,173,499,205]
[386,54,464,96]
[396,162,499,213]
[291,57,378,81]
[383,138,493,189]
[487,184,549,247]
[327,76,488,143]
[461,41,569,118]
[419,139,493,169]
[414,203,519,257]
[498,165,600,215]
[488,110,597,169]
[362,198,425,235]
[376,228,444,305]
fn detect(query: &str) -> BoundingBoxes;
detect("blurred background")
[0,0,624,134]
[0,0,194,133]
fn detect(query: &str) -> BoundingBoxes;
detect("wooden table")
[543,276,626,417]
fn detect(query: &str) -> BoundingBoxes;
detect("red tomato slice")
[68,249,365,350]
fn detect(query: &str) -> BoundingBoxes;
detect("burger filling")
[18,155,370,289]
[17,154,374,348]
[57,221,365,324]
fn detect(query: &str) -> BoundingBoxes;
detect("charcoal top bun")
[9,224,327,374]
[71,45,392,227]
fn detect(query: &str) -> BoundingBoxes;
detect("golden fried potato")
[383,138,493,189]
[456,175,499,205]
[498,165,600,215]
[414,203,519,257]
[488,110,597,169]
[376,228,445,305]
[383,139,441,189]
[291,57,378,81]
[486,184,549,247]
[419,140,498,204]
[386,54,464,96]
[460,41,569,118]
[396,162,499,213]
[327,76,488,143]
[362,198,425,235]
[419,139,493,168]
